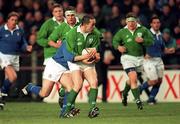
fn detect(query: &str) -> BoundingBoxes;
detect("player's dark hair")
[65,6,75,12]
[52,3,63,12]
[81,15,95,25]
[126,12,137,19]
[150,15,160,23]
[7,11,20,20]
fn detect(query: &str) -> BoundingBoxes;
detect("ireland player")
[62,15,101,118]
[113,13,153,109]
[22,41,94,117]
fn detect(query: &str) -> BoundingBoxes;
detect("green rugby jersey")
[48,21,80,44]
[65,26,101,55]
[113,25,153,56]
[37,18,63,59]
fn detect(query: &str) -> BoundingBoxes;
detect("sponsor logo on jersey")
[77,42,82,45]
[127,38,132,42]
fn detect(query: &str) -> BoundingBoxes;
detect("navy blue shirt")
[0,24,28,55]
[52,41,75,69]
[146,29,165,57]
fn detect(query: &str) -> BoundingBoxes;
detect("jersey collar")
[150,28,161,35]
[52,16,65,25]
[4,24,19,31]
[77,25,89,39]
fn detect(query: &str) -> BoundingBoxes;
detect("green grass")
[0,102,180,124]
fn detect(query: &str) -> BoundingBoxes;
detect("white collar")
[150,28,161,35]
[52,17,65,25]
[124,23,141,29]
[4,24,19,31]
[77,25,89,39]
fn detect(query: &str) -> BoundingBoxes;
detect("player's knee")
[8,75,17,83]
[66,82,73,92]
[90,79,98,89]
[73,84,82,92]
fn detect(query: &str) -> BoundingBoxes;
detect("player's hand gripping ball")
[82,48,96,62]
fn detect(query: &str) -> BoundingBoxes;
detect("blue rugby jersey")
[52,41,75,69]
[146,28,165,57]
[0,24,28,55]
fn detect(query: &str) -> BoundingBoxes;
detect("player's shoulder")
[42,18,54,26]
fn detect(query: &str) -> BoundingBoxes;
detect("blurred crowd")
[0,0,180,66]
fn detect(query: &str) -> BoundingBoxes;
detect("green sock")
[59,87,65,97]
[131,87,140,100]
[89,88,98,110]
[123,83,130,96]
[65,89,78,113]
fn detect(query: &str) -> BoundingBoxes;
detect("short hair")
[7,11,20,20]
[81,15,95,25]
[126,12,137,19]
[52,3,63,12]
[150,15,160,23]
[65,6,75,12]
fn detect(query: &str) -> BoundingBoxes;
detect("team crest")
[5,34,9,37]
[137,32,142,37]
[17,32,20,36]
[88,38,93,44]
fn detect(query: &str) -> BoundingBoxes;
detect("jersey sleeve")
[37,21,49,47]
[48,23,65,42]
[142,28,154,47]
[20,29,28,52]
[113,30,122,49]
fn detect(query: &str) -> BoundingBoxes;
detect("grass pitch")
[0,102,180,124]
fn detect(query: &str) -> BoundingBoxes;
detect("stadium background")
[0,0,180,103]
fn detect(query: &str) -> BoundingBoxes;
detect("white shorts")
[43,58,68,82]
[143,57,164,80]
[121,54,143,72]
[67,61,95,72]
[43,57,52,65]
[0,52,19,71]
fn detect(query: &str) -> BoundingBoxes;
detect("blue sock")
[27,83,41,96]
[140,81,149,91]
[1,79,12,94]
[60,92,67,116]
[149,84,160,99]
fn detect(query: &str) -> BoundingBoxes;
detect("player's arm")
[20,29,32,52]
[142,28,154,46]
[48,25,63,48]
[62,42,92,62]
[113,30,126,53]
[37,21,49,47]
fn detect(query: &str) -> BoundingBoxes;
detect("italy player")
[0,12,32,110]
[113,13,153,109]
[139,16,172,104]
